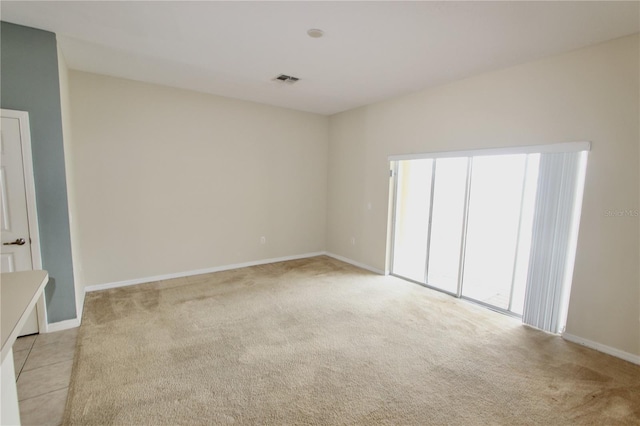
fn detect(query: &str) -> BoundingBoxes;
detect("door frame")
[1,108,48,332]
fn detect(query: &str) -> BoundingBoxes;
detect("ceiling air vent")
[275,74,299,84]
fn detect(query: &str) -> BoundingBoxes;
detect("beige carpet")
[64,256,640,425]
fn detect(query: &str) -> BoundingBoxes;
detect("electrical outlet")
[351,237,356,245]
[260,236,266,245]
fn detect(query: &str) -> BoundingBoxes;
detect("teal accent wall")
[1,21,77,323]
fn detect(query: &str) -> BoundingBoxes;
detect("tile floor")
[13,328,78,426]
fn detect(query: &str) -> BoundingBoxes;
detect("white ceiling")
[2,1,638,115]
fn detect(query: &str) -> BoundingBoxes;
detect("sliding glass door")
[425,158,469,294]
[392,159,433,283]
[461,154,528,311]
[391,153,539,316]
[391,144,589,331]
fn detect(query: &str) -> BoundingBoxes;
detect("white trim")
[85,252,327,292]
[76,288,85,325]
[1,109,47,334]
[44,318,80,333]
[388,141,591,161]
[562,333,640,365]
[324,252,386,275]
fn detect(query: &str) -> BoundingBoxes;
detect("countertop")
[1,270,48,362]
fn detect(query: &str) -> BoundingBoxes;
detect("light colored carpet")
[64,256,640,425]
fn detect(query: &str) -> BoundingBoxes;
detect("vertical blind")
[522,151,587,333]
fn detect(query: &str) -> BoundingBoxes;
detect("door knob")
[3,238,26,246]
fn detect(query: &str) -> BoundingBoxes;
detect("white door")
[1,110,40,336]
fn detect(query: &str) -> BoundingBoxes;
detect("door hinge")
[390,169,395,178]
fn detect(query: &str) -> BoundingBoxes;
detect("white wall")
[327,35,639,357]
[57,44,85,320]
[68,72,328,286]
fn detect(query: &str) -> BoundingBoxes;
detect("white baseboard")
[85,252,326,293]
[562,333,640,365]
[324,252,386,275]
[45,318,80,333]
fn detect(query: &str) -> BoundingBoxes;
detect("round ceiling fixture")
[307,28,324,38]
